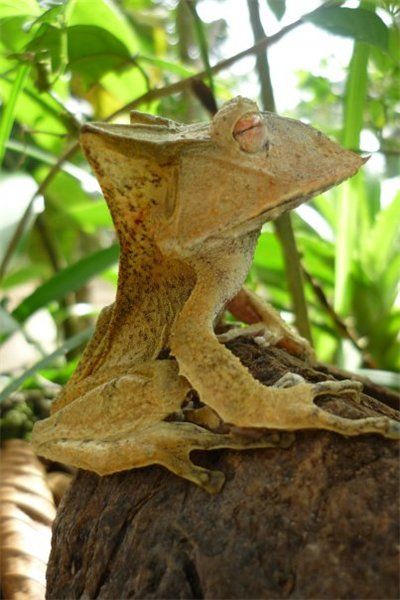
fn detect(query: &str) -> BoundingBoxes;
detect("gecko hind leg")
[146,421,294,494]
[225,287,314,360]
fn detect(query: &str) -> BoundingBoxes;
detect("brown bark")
[46,338,400,599]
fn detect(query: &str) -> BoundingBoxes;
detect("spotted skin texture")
[31,97,400,493]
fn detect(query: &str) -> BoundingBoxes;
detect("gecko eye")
[233,112,268,153]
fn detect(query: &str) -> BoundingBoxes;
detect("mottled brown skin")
[31,97,400,493]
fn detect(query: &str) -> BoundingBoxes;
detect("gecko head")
[79,97,366,256]
[159,96,366,252]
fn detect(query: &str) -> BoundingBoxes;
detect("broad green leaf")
[0,63,29,167]
[93,66,148,113]
[0,15,34,53]
[253,231,284,272]
[26,23,63,74]
[138,54,194,78]
[67,25,132,86]
[0,327,93,403]
[306,7,389,53]
[27,3,66,29]
[64,201,112,231]
[66,0,139,53]
[1,264,46,289]
[0,0,39,19]
[266,0,285,21]
[12,244,119,324]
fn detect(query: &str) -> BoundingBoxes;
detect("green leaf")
[12,244,119,323]
[64,201,112,231]
[66,0,139,54]
[266,0,286,21]
[0,74,68,150]
[26,3,66,30]
[334,41,369,314]
[0,0,39,19]
[306,7,389,53]
[0,63,30,167]
[26,22,63,74]
[6,139,93,185]
[0,327,93,403]
[366,192,400,275]
[138,54,194,78]
[67,24,131,86]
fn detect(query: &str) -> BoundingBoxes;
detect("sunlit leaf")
[266,0,285,21]
[12,244,119,324]
[0,328,93,402]
[138,54,194,78]
[26,23,63,75]
[66,0,139,53]
[306,7,389,53]
[64,201,112,231]
[0,75,68,151]
[67,25,131,87]
[0,0,39,19]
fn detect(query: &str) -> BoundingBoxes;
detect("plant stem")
[247,0,312,343]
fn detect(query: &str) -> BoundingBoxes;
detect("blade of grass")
[186,0,215,97]
[11,244,119,325]
[0,64,30,167]
[6,139,95,184]
[334,41,369,313]
[0,327,94,403]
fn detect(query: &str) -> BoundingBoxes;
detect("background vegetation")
[0,0,399,438]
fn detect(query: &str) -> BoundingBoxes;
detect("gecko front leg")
[170,253,400,441]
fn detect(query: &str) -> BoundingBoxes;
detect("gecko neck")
[93,232,196,372]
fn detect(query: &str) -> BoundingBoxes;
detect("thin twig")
[107,13,305,121]
[247,0,313,343]
[302,268,376,368]
[0,140,79,279]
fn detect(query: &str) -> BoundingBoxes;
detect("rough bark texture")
[46,338,400,600]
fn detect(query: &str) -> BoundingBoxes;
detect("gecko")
[31,97,399,493]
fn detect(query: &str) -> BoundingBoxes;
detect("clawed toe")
[193,466,226,494]
[274,372,305,388]
[313,378,363,399]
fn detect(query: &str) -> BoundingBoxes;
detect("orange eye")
[233,113,268,153]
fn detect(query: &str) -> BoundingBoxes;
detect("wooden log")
[46,338,400,599]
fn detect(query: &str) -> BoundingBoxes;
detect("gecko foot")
[217,323,279,347]
[312,378,363,401]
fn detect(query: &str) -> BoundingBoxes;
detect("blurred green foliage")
[0,0,399,436]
